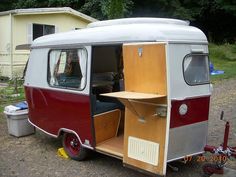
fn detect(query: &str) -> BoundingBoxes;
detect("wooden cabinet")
[101,42,168,176]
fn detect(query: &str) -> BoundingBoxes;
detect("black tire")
[62,132,88,161]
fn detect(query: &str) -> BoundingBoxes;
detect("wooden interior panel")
[123,43,167,95]
[122,43,168,175]
[128,99,167,119]
[94,109,121,144]
[123,99,167,174]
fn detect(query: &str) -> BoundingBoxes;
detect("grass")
[0,81,25,112]
[209,43,236,82]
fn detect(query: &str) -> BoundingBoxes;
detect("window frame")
[182,53,210,86]
[47,47,88,91]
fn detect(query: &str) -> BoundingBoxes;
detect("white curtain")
[77,49,87,89]
[49,50,61,85]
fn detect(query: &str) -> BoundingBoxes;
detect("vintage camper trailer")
[24,18,211,176]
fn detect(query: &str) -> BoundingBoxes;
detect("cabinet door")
[122,42,169,176]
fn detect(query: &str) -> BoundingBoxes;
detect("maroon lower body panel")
[170,96,210,128]
[25,86,93,146]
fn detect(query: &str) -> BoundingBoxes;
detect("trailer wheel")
[62,133,88,161]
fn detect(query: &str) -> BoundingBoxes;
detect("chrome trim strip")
[28,119,93,150]
[171,94,211,101]
[163,42,171,175]
[28,118,57,138]
[31,41,207,50]
[24,85,89,96]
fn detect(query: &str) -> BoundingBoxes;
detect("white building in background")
[0,7,97,78]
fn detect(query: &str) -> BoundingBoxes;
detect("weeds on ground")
[0,78,25,112]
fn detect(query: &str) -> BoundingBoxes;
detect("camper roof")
[87,18,190,28]
[31,18,207,48]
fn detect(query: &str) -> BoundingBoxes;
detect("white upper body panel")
[25,46,92,95]
[167,44,211,99]
[31,18,207,48]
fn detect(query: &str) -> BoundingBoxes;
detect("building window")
[33,24,55,40]
[48,48,87,90]
[183,54,210,85]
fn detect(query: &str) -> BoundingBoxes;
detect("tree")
[79,0,105,19]
[13,0,46,8]
[48,0,84,9]
[0,0,17,11]
[13,0,84,9]
[102,0,133,19]
[131,0,202,20]
[215,0,236,16]
[80,0,133,20]
[196,0,236,43]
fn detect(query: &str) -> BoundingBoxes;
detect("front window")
[183,54,210,85]
[48,48,87,90]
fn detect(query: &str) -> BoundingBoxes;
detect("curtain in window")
[77,49,87,89]
[49,50,61,85]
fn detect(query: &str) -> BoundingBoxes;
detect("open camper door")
[122,42,169,176]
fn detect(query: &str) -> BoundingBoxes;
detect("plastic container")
[4,108,35,137]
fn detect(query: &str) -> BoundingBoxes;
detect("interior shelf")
[101,91,167,121]
[95,134,124,159]
[101,91,166,100]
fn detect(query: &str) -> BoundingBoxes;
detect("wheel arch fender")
[58,128,82,144]
[57,128,93,150]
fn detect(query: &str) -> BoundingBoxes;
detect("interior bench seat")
[94,101,122,115]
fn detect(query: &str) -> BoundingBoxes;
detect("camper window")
[48,48,87,90]
[183,54,210,85]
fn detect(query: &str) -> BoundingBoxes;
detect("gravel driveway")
[0,78,236,177]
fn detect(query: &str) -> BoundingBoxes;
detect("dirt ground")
[0,78,236,177]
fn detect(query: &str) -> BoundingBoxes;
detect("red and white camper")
[24,18,216,176]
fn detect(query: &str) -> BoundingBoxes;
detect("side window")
[48,48,87,90]
[183,54,210,85]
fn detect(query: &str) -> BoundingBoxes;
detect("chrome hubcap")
[70,139,78,148]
